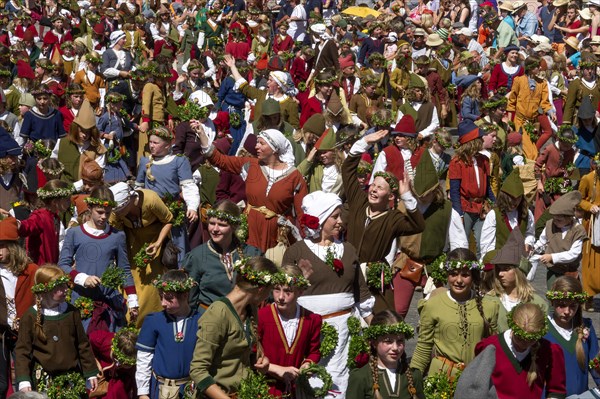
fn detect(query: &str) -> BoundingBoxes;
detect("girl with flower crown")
[347,310,424,399]
[455,303,566,399]
[282,190,375,399]
[18,179,73,265]
[136,270,202,399]
[190,256,277,398]
[58,185,138,333]
[183,199,261,311]
[410,248,499,377]
[15,265,99,394]
[543,276,600,396]
[258,264,322,398]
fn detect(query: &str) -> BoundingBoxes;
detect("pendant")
[175,332,184,342]
[52,336,59,342]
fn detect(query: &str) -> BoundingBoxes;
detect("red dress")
[18,208,60,265]
[225,41,251,61]
[272,34,294,54]
[42,29,73,58]
[89,330,137,399]
[475,334,566,399]
[299,96,325,128]
[59,106,75,133]
[258,304,322,398]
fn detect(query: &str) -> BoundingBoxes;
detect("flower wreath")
[357,162,373,176]
[443,259,484,272]
[314,73,338,85]
[506,305,549,341]
[152,275,198,292]
[84,197,117,208]
[429,253,449,285]
[85,53,103,64]
[64,86,84,95]
[546,290,590,303]
[434,129,452,149]
[111,326,139,366]
[206,209,249,242]
[364,322,415,341]
[296,363,333,398]
[556,124,578,144]
[32,275,71,294]
[74,296,94,319]
[46,372,87,399]
[148,127,173,142]
[579,60,597,69]
[37,185,75,200]
[101,262,126,290]
[133,243,153,268]
[229,112,242,128]
[164,194,186,227]
[365,262,393,292]
[271,272,311,288]
[590,353,600,371]
[37,159,64,177]
[177,101,209,122]
[105,93,126,104]
[233,258,275,286]
[319,322,338,358]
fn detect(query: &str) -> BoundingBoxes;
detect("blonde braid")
[475,292,492,338]
[146,155,155,182]
[34,295,47,343]
[526,341,540,387]
[370,354,383,399]
[401,354,418,399]
[250,305,263,360]
[575,325,587,370]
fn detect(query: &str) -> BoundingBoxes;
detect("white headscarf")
[110,30,126,48]
[258,129,295,167]
[109,182,135,208]
[300,191,342,238]
[269,71,299,97]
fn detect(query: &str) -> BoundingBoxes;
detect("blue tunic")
[97,111,133,183]
[575,125,597,171]
[20,107,66,141]
[137,154,194,199]
[137,310,202,398]
[544,316,600,396]
[58,224,135,331]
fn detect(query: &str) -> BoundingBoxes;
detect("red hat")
[507,132,522,146]
[93,23,105,35]
[339,55,355,69]
[22,30,35,42]
[256,53,268,70]
[0,217,19,241]
[391,115,417,137]
[267,55,284,71]
[212,111,231,136]
[16,60,35,80]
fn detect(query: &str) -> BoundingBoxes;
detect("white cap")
[310,23,326,35]
[458,27,473,37]
[189,90,214,108]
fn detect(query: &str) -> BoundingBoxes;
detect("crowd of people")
[0,0,600,397]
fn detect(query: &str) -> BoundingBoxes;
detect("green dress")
[347,364,425,399]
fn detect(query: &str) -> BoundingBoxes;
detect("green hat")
[491,228,531,275]
[413,149,439,197]
[500,169,524,198]
[408,73,426,89]
[315,127,336,150]
[302,114,326,137]
[262,99,281,116]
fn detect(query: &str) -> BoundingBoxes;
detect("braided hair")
[511,303,547,386]
[33,265,68,343]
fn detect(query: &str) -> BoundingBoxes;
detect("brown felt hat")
[0,217,19,241]
[549,190,582,216]
[302,114,326,136]
[490,228,530,274]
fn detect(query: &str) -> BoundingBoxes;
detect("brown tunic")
[545,219,588,273]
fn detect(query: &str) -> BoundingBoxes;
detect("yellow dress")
[109,189,173,325]
[578,171,600,296]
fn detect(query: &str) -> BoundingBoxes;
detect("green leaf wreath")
[544,177,573,195]
[429,254,448,285]
[229,112,242,128]
[133,244,153,268]
[46,372,87,399]
[74,297,94,320]
[319,322,339,358]
[296,363,333,398]
[235,214,249,243]
[346,316,370,369]
[523,120,539,143]
[423,369,461,399]
[365,262,393,291]
[164,194,186,227]
[237,370,276,399]
[101,262,126,290]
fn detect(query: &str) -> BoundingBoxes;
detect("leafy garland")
[24,140,53,158]
[363,322,415,340]
[106,146,130,164]
[370,113,393,127]
[346,317,370,369]
[177,101,208,122]
[270,272,311,288]
[544,177,573,195]
[101,263,126,290]
[365,262,393,291]
[319,322,339,358]
[229,112,242,128]
[133,243,153,268]
[546,291,590,303]
[298,82,307,92]
[590,353,600,371]
[523,120,539,143]
[481,96,508,110]
[373,171,399,193]
[84,197,117,208]
[46,372,87,399]
[152,275,198,292]
[37,185,75,200]
[237,371,275,399]
[233,257,275,286]
[507,305,549,341]
[112,326,138,366]
[556,124,577,144]
[429,254,448,285]
[296,363,333,398]
[236,214,249,242]
[164,194,186,227]
[443,259,484,272]
[74,296,94,319]
[32,275,71,294]
[423,369,461,399]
